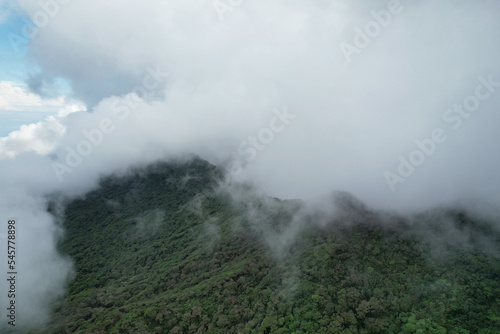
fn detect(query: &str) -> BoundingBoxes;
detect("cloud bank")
[9,0,498,209]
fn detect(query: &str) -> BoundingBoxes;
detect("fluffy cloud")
[0,117,65,158]
[17,0,499,209]
[0,81,69,112]
[0,81,85,156]
[4,0,500,206]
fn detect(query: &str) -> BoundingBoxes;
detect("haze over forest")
[0,0,499,332]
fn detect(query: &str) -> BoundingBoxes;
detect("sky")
[0,1,79,137]
[0,0,500,329]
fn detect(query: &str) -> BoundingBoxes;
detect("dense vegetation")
[36,158,499,333]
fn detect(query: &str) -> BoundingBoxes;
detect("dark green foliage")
[39,158,499,333]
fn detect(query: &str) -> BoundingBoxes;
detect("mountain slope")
[38,158,499,333]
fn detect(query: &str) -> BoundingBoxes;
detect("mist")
[1,0,500,329]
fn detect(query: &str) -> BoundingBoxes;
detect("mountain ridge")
[31,157,500,334]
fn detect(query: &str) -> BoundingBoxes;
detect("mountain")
[36,157,499,333]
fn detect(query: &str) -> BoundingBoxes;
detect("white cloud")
[7,0,500,207]
[0,116,65,158]
[22,0,500,208]
[0,81,72,112]
[0,81,85,157]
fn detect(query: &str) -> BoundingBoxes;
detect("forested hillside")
[37,158,499,333]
